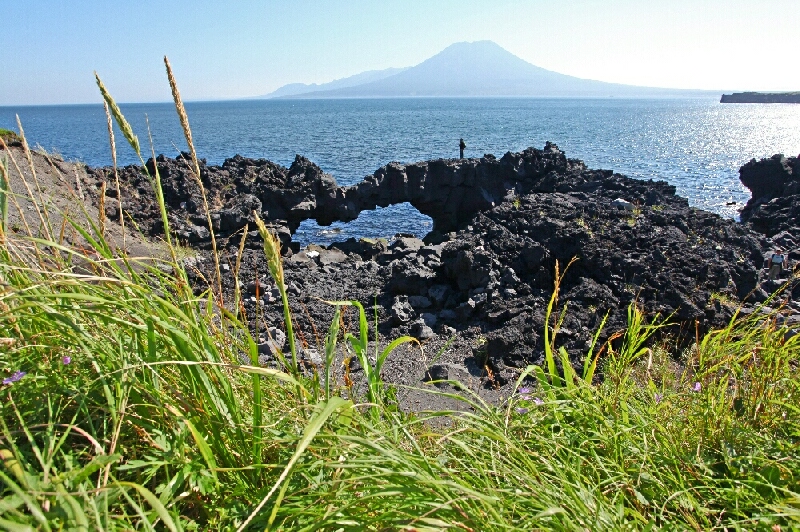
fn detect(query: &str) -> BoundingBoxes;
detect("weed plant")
[0,63,798,530]
[0,129,19,142]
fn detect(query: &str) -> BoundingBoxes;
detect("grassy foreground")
[1,63,799,531]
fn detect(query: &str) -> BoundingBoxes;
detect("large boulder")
[739,154,800,238]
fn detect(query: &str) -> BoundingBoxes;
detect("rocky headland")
[76,144,800,404]
[720,92,800,103]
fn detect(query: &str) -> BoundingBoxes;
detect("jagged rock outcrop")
[172,146,767,384]
[739,153,800,254]
[336,142,589,233]
[85,143,799,395]
[440,189,763,374]
[90,142,595,243]
[92,153,339,249]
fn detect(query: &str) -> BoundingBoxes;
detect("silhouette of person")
[459,138,466,159]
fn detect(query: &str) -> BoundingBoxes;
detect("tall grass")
[0,64,798,530]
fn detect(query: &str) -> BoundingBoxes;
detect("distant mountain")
[271,41,715,99]
[260,67,408,98]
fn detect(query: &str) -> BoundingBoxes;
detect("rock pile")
[739,153,800,254]
[90,142,610,245]
[84,143,798,402]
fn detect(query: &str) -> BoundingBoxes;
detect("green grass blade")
[558,346,576,390]
[55,487,90,531]
[166,404,219,485]
[0,517,35,532]
[376,335,418,376]
[325,305,341,399]
[117,481,181,532]
[238,397,353,532]
[543,267,560,386]
[0,471,51,532]
[583,310,609,383]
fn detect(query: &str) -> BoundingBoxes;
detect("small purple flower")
[516,407,530,415]
[2,371,26,385]
[518,386,533,395]
[532,397,545,406]
[692,382,702,393]
[654,393,663,404]
[62,356,72,365]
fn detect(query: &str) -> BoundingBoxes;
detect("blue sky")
[2,0,798,105]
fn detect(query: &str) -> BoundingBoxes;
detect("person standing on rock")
[768,247,786,280]
[459,138,466,159]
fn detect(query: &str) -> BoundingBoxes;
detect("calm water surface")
[3,98,799,245]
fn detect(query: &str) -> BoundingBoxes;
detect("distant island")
[720,92,800,103]
[258,41,717,99]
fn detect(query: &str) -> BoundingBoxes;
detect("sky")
[2,0,798,105]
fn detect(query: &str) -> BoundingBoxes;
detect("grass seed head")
[254,212,284,286]
[102,101,118,169]
[164,56,200,179]
[94,73,140,156]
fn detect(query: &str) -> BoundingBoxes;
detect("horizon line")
[1,92,734,108]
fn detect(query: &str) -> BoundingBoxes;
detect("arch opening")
[293,202,432,248]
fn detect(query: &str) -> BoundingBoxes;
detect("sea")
[2,98,799,247]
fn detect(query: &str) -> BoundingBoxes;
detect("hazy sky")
[2,0,798,105]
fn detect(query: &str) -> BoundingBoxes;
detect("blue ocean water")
[2,98,799,245]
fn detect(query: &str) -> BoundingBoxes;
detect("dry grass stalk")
[0,135,45,267]
[164,57,199,174]
[16,115,53,240]
[103,100,126,250]
[232,224,249,315]
[101,382,129,489]
[98,181,106,238]
[16,116,54,242]
[0,133,43,238]
[145,116,179,270]
[164,56,223,303]
[58,214,68,246]
[0,157,7,245]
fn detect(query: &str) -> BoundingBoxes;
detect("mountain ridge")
[260,67,408,98]
[261,41,718,99]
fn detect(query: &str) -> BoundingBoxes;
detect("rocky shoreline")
[79,143,800,405]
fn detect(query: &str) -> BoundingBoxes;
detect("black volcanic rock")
[89,152,338,249]
[90,142,596,239]
[440,188,762,372]
[84,143,787,402]
[739,153,800,241]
